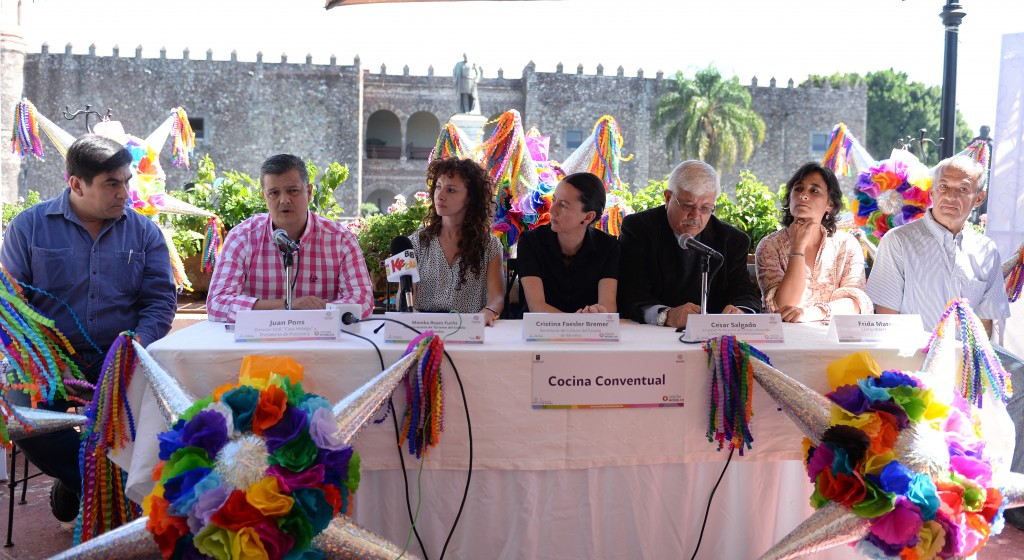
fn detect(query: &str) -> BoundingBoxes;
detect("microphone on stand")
[272,229,300,253]
[678,233,722,259]
[385,236,419,312]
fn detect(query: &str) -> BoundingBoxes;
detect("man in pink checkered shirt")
[207,154,374,322]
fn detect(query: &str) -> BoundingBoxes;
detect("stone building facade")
[3,44,867,214]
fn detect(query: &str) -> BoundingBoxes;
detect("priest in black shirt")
[618,160,761,327]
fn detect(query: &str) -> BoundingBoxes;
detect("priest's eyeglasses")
[671,197,716,215]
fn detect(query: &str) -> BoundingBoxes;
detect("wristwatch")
[656,307,669,327]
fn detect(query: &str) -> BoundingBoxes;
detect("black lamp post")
[939,0,966,159]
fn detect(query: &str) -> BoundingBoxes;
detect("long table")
[117,319,927,559]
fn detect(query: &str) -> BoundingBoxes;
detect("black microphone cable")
[689,446,734,560]
[339,328,430,560]
[345,314,474,560]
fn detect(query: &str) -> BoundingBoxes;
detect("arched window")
[365,189,398,214]
[366,110,401,159]
[407,112,441,160]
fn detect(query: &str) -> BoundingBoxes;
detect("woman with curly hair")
[409,157,505,325]
[755,162,872,322]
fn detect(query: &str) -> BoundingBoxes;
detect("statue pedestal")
[449,113,489,147]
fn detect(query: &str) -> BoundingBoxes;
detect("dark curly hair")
[419,157,495,285]
[781,162,844,236]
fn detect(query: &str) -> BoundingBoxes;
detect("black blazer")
[617,205,762,322]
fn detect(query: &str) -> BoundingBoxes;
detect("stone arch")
[407,111,441,160]
[366,110,401,159]
[365,188,398,214]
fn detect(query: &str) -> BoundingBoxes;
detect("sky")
[16,0,1024,137]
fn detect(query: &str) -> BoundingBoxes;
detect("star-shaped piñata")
[729,302,1023,560]
[50,341,426,560]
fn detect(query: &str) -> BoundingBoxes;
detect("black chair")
[502,258,523,319]
[5,445,44,547]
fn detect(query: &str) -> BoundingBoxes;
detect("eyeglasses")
[671,197,716,215]
[934,184,978,197]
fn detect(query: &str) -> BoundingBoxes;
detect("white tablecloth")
[117,319,928,560]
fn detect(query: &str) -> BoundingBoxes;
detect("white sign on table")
[683,313,785,344]
[827,314,925,343]
[531,351,687,408]
[522,313,620,342]
[380,312,485,344]
[234,309,341,342]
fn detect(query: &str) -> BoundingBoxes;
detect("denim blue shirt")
[0,188,176,352]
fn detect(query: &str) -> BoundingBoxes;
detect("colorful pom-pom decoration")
[143,370,359,560]
[807,368,1007,560]
[851,152,932,244]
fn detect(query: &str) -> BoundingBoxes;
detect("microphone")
[387,236,417,312]
[272,229,299,253]
[678,233,722,259]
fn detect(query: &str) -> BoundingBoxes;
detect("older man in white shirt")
[866,155,1010,335]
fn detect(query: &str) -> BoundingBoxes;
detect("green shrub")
[2,190,42,227]
[714,171,781,250]
[168,155,348,259]
[610,179,665,213]
[352,193,430,279]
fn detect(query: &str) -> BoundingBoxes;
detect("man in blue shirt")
[0,134,177,522]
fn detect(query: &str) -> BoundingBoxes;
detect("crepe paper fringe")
[168,107,195,169]
[429,122,470,165]
[75,332,141,544]
[161,228,192,294]
[585,115,633,191]
[10,99,45,160]
[1005,242,1024,303]
[0,268,93,446]
[399,332,445,459]
[479,110,527,192]
[703,336,770,456]
[926,299,1012,409]
[822,123,856,177]
[961,138,991,173]
[201,215,226,273]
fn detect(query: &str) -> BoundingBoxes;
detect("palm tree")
[654,65,766,174]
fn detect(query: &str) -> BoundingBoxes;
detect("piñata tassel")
[1003,241,1023,303]
[429,122,471,165]
[75,332,141,543]
[201,215,226,272]
[398,332,445,459]
[925,299,1012,409]
[168,107,195,169]
[161,228,192,293]
[703,336,770,455]
[10,99,46,160]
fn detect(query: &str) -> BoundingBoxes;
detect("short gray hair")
[933,154,987,192]
[667,160,720,199]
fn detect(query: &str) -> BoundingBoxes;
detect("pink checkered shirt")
[206,211,374,322]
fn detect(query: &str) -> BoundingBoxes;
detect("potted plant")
[350,192,430,293]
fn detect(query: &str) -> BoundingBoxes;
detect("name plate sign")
[828,314,925,343]
[522,313,620,342]
[235,309,340,342]
[381,312,485,344]
[532,351,686,408]
[684,313,785,344]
